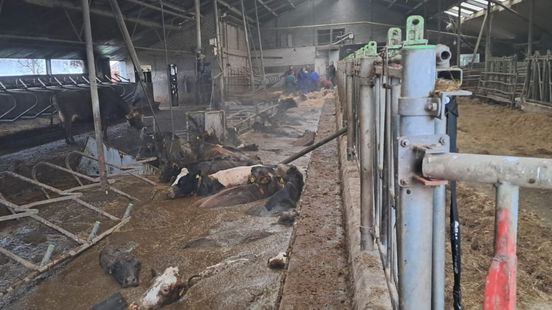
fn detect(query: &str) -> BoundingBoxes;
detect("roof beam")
[217,0,255,23]
[287,0,296,8]
[23,0,181,30]
[122,0,193,21]
[257,0,277,16]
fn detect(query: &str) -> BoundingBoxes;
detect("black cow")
[52,85,145,144]
[90,293,128,310]
[264,165,304,213]
[99,245,141,288]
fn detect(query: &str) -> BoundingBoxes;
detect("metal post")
[432,94,448,310]
[253,0,266,86]
[528,0,534,57]
[195,0,201,55]
[82,0,108,190]
[469,10,488,69]
[484,182,519,310]
[194,0,203,104]
[359,56,376,251]
[485,0,493,70]
[397,44,436,310]
[213,0,225,104]
[346,60,355,159]
[457,0,462,66]
[240,0,255,90]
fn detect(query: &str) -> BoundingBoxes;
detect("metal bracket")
[404,15,428,46]
[397,135,449,187]
[399,97,442,118]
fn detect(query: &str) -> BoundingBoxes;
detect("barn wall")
[257,0,406,76]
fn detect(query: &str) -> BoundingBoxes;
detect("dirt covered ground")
[445,98,552,309]
[279,95,352,309]
[2,91,330,309]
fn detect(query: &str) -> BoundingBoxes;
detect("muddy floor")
[444,98,552,309]
[279,96,352,308]
[1,92,328,309]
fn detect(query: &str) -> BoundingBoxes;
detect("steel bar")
[123,0,193,20]
[18,195,83,209]
[484,182,519,310]
[528,0,534,57]
[74,198,120,220]
[0,171,73,196]
[0,211,38,222]
[254,0,266,85]
[0,247,40,270]
[423,153,552,189]
[40,244,55,267]
[457,0,462,66]
[108,0,160,132]
[30,214,85,244]
[346,60,355,159]
[213,0,225,104]
[469,8,488,69]
[359,57,377,251]
[88,221,101,241]
[240,0,255,90]
[24,0,180,30]
[397,44,436,310]
[280,127,347,165]
[82,0,109,190]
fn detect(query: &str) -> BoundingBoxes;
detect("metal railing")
[336,15,552,310]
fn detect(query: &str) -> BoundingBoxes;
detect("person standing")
[327,61,336,86]
[309,68,320,92]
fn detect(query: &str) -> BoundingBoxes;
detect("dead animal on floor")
[248,165,304,217]
[168,159,262,199]
[278,209,299,226]
[195,165,283,208]
[138,266,187,310]
[99,245,141,288]
[268,252,288,269]
[90,292,128,310]
[292,130,316,146]
[186,254,256,287]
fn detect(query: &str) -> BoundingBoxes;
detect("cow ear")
[125,113,132,120]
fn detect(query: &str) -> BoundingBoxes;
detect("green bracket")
[365,41,378,56]
[404,15,428,46]
[387,28,402,49]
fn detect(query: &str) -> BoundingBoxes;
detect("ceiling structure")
[0,0,306,59]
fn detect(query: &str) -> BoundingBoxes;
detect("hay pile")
[445,183,552,309]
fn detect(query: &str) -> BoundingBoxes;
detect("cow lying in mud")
[52,85,145,144]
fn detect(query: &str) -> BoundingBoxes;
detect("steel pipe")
[359,57,377,251]
[397,44,436,310]
[345,60,355,159]
[423,153,552,189]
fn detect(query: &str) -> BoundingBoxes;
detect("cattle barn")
[0,0,552,309]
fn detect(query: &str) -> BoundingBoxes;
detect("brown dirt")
[2,92,328,309]
[444,98,552,309]
[279,98,352,309]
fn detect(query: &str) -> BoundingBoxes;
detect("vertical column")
[253,0,266,86]
[240,0,254,90]
[359,56,376,251]
[346,60,354,159]
[81,0,108,190]
[456,0,462,66]
[398,45,436,310]
[528,0,534,57]
[484,182,519,310]
[213,0,225,104]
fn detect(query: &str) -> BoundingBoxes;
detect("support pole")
[484,183,519,310]
[253,0,266,86]
[213,0,225,105]
[280,127,347,164]
[194,0,203,104]
[359,57,377,251]
[345,60,354,159]
[397,44,436,310]
[82,0,108,190]
[108,0,159,131]
[528,0,534,57]
[240,0,255,90]
[457,0,462,66]
[469,10,488,69]
[485,0,493,71]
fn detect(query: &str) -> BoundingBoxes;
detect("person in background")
[297,67,310,94]
[285,71,297,94]
[326,61,336,86]
[308,67,320,92]
[281,66,294,79]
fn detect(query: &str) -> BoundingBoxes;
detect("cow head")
[126,110,144,130]
[249,166,276,185]
[141,266,187,309]
[168,169,200,199]
[111,256,141,288]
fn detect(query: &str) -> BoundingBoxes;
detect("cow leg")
[64,120,76,145]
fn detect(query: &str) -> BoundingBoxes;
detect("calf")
[52,86,144,144]
[197,164,262,196]
[99,245,141,288]
[139,267,187,310]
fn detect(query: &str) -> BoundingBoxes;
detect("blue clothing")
[309,71,320,91]
[297,70,310,93]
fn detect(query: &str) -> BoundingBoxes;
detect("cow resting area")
[0,90,355,309]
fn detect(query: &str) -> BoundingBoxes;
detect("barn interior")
[1,0,551,309]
